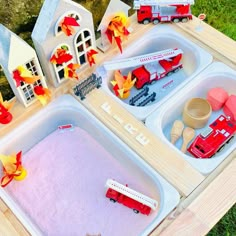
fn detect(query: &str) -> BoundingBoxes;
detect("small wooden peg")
[181,127,195,153]
[170,120,184,144]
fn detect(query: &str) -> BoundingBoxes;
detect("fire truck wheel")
[226,136,234,144]
[110,198,116,203]
[217,144,225,153]
[133,209,139,214]
[173,18,180,23]
[151,80,157,85]
[174,67,180,73]
[153,19,160,25]
[143,19,150,25]
[181,18,188,23]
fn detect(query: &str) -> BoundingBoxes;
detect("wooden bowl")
[182,98,212,128]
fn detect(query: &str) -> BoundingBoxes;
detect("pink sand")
[6,127,158,236]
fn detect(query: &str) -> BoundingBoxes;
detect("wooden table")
[0,15,235,235]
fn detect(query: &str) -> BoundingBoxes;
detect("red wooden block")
[223,95,236,121]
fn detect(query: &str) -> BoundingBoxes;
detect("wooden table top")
[0,15,235,236]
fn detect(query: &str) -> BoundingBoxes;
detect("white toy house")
[0,24,47,107]
[97,0,131,52]
[32,0,96,87]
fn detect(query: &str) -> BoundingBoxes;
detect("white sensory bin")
[0,95,180,236]
[99,24,213,120]
[145,62,236,174]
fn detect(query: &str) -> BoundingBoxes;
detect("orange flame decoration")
[87,49,98,67]
[0,151,27,187]
[0,92,14,124]
[34,86,51,106]
[13,65,40,87]
[50,48,73,65]
[64,63,80,80]
[106,12,130,53]
[59,16,80,36]
[111,70,136,99]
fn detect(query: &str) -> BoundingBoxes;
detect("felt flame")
[0,151,27,187]
[87,49,98,67]
[13,66,40,87]
[34,86,51,106]
[111,70,136,98]
[0,92,14,124]
[50,48,73,65]
[64,63,80,80]
[59,16,80,36]
[106,12,130,53]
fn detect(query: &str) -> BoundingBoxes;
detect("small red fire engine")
[132,49,183,89]
[105,179,158,215]
[103,48,183,90]
[188,115,236,159]
[134,0,194,24]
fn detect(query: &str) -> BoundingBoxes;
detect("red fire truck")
[103,48,183,90]
[134,0,194,24]
[132,49,183,89]
[105,179,158,215]
[188,115,236,159]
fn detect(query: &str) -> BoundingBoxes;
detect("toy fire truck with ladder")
[105,179,158,215]
[188,115,236,159]
[133,0,194,24]
[104,48,183,89]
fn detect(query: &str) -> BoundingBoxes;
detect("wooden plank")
[175,16,236,66]
[73,89,204,197]
[156,158,236,236]
[0,198,8,213]
[0,211,19,236]
[4,209,30,236]
[150,149,236,235]
[0,199,30,236]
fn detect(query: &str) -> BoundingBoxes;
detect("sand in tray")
[5,126,159,236]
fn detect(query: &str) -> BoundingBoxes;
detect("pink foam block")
[223,95,236,121]
[207,87,228,111]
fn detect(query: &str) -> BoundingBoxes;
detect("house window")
[56,12,81,35]
[75,29,93,66]
[0,64,15,101]
[19,59,42,104]
[51,44,73,83]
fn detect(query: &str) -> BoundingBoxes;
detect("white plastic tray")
[98,24,213,120]
[145,62,236,175]
[0,95,180,236]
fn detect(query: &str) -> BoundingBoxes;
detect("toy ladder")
[134,0,195,9]
[105,179,158,210]
[103,48,183,71]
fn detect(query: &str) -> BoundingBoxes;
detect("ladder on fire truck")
[103,48,183,71]
[133,0,195,9]
[106,179,158,210]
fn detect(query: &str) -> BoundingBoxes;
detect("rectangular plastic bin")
[99,24,213,120]
[0,95,180,236]
[145,62,236,174]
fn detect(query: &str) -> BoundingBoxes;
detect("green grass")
[192,0,236,40]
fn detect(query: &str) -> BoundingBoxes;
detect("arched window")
[55,11,81,36]
[51,44,73,83]
[75,29,93,66]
